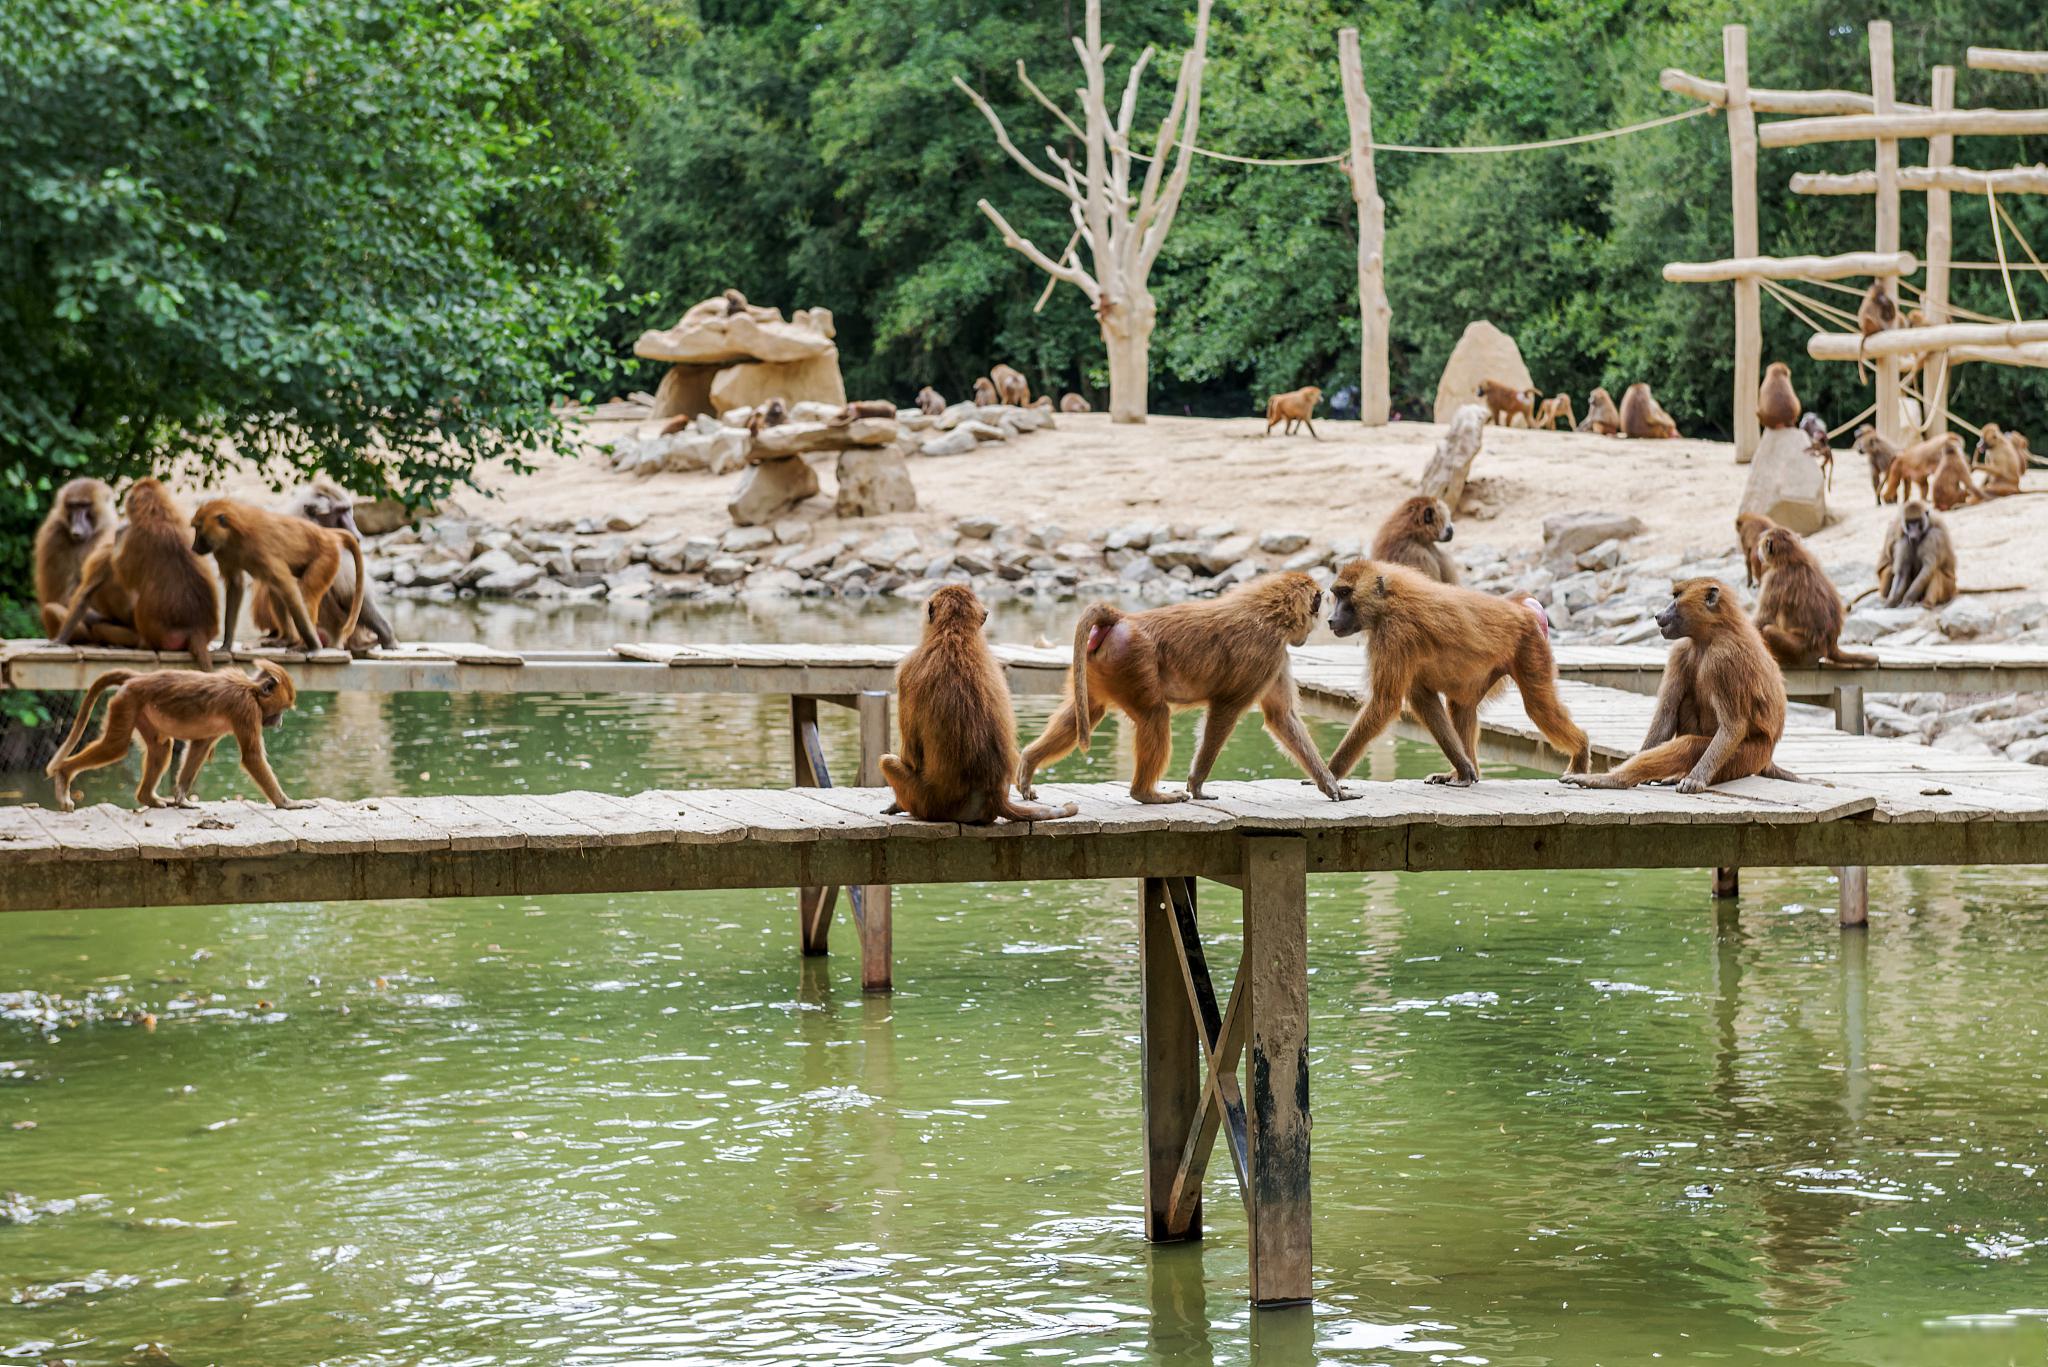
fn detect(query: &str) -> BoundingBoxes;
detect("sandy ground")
[195,414,2045,602]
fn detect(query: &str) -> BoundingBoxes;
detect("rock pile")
[633,294,845,424]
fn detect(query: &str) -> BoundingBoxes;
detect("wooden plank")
[687,790,829,842]
[801,785,961,839]
[134,802,301,859]
[528,790,682,847]
[256,800,377,855]
[1242,837,1312,1307]
[443,794,602,849]
[27,803,141,860]
[614,790,753,845]
[331,797,454,854]
[0,805,64,864]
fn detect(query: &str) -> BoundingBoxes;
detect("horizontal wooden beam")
[1791,164,2048,196]
[1808,320,2048,361]
[1659,68,1924,116]
[1761,108,2048,148]
[1969,47,2048,75]
[1664,251,1916,283]
[1947,342,2048,368]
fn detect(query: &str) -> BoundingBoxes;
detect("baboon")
[44,661,308,812]
[1620,383,1679,439]
[1059,392,1092,413]
[1030,394,1054,411]
[915,386,946,416]
[989,363,1030,407]
[972,376,998,406]
[1561,579,1788,793]
[55,479,218,669]
[191,498,366,653]
[1927,434,1985,511]
[744,397,789,436]
[1264,386,1323,438]
[1371,496,1460,585]
[1322,560,1591,785]
[1477,380,1537,427]
[723,287,750,316]
[1016,572,1352,804]
[1877,499,1957,608]
[1757,361,1800,430]
[1754,525,1877,667]
[1577,387,1622,436]
[1975,423,2028,496]
[880,584,1077,824]
[1884,432,1978,510]
[1855,425,1898,504]
[1856,281,1901,377]
[259,476,397,652]
[1798,412,1834,490]
[34,477,116,639]
[1533,393,1576,430]
[1735,512,1779,589]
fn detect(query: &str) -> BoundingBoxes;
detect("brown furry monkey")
[1371,496,1459,585]
[1620,383,1679,439]
[191,498,366,652]
[257,476,397,652]
[1876,499,1957,608]
[1264,386,1323,438]
[55,479,218,668]
[1577,386,1622,436]
[1754,525,1876,667]
[35,477,116,638]
[1757,362,1800,430]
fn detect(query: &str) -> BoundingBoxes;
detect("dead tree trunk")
[957,0,1214,424]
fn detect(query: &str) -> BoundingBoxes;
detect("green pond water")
[4,600,2048,1367]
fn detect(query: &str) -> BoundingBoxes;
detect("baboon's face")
[1659,579,1724,640]
[1420,499,1452,544]
[1325,564,1379,638]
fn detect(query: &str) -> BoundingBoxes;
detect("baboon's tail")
[1068,602,1120,755]
[995,793,1079,823]
[45,670,132,776]
[337,533,367,646]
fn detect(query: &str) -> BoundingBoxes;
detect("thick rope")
[1993,193,2047,282]
[1988,186,2023,322]
[1124,103,1714,166]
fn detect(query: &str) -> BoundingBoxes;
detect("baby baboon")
[192,498,366,653]
[881,584,1076,824]
[1735,511,1779,589]
[1370,496,1459,585]
[1322,561,1590,785]
[989,363,1030,406]
[1877,498,1957,608]
[1798,411,1834,489]
[55,478,219,669]
[45,661,308,812]
[1533,393,1576,430]
[1264,386,1323,438]
[1754,525,1877,667]
[915,386,946,416]
[1477,380,1537,427]
[1975,423,2028,496]
[972,376,998,406]
[1577,386,1622,436]
[744,397,789,436]
[1854,425,1898,504]
[34,477,116,639]
[1562,579,1788,793]
[1017,572,1352,804]
[1059,392,1092,413]
[1620,382,1679,439]
[1757,361,1800,430]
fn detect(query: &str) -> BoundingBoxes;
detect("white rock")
[1542,511,1644,564]
[921,429,980,458]
[954,514,1000,540]
[1148,539,1210,570]
[1738,426,1828,535]
[1200,534,1256,575]
[456,549,521,588]
[475,562,543,596]
[1434,319,1534,424]
[727,456,820,527]
[721,526,776,554]
[704,557,749,586]
[835,447,918,518]
[1258,530,1311,555]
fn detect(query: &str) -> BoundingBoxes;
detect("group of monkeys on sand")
[32,474,401,814]
[913,363,1092,418]
[1477,379,1683,440]
[879,493,1804,826]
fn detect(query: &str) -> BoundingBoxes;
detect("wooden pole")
[1870,22,1904,448]
[854,690,893,992]
[1969,47,2048,75]
[1833,684,1870,928]
[1664,250,1917,283]
[1725,26,1762,464]
[1141,876,1204,1242]
[1339,28,1390,427]
[1809,319,2048,360]
[1925,66,1955,436]
[790,695,838,956]
[1712,867,1740,899]
[1761,107,2048,147]
[1791,165,2048,196]
[1242,835,1311,1308]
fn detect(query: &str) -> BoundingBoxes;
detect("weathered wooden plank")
[256,799,377,855]
[800,785,961,839]
[0,805,65,864]
[443,794,602,849]
[613,790,753,844]
[336,797,456,854]
[27,803,142,860]
[128,802,300,859]
[1242,837,1311,1307]
[528,789,683,846]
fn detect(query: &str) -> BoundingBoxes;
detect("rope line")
[1124,103,1714,166]
[1988,186,2023,322]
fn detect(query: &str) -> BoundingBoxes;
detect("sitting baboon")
[972,376,998,406]
[1975,423,2028,496]
[1562,579,1790,793]
[989,364,1030,406]
[1620,383,1679,439]
[915,386,946,416]
[744,397,789,436]
[1264,386,1323,438]
[1059,392,1092,413]
[34,477,115,639]
[1876,499,1957,608]
[1757,361,1800,430]
[1754,525,1876,667]
[1371,496,1459,585]
[1577,386,1622,436]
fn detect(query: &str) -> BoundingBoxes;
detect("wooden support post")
[1832,683,1869,927]
[1870,21,1904,448]
[1712,867,1740,899]
[1338,27,1390,427]
[1241,836,1311,1308]
[1833,684,1866,735]
[1725,26,1762,465]
[854,690,894,993]
[790,695,838,956]
[1925,65,1955,435]
[1141,876,1205,1243]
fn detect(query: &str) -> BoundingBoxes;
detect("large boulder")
[1740,426,1828,534]
[709,355,847,416]
[728,456,820,527]
[749,417,898,460]
[1542,510,1645,565]
[834,448,918,518]
[1434,321,1534,424]
[634,301,837,367]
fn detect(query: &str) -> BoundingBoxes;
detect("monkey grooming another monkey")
[1059,392,1092,413]
[881,584,1076,824]
[915,386,946,416]
[1264,386,1323,438]
[258,476,398,652]
[989,363,1030,407]
[1476,380,1537,427]
[1754,525,1877,667]
[1735,512,1780,589]
[1017,572,1353,804]
[44,661,309,812]
[1371,496,1460,585]
[192,498,366,653]
[34,477,116,639]
[1975,423,2028,497]
[1577,386,1622,436]
[1533,393,1576,430]
[56,478,219,669]
[972,376,998,407]
[1620,382,1679,439]
[1562,579,1788,794]
[1322,561,1591,786]
[1876,499,1957,608]
[1757,361,1800,430]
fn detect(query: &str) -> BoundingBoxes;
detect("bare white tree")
[955,0,1214,424]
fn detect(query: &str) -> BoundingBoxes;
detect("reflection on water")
[4,603,2048,1366]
